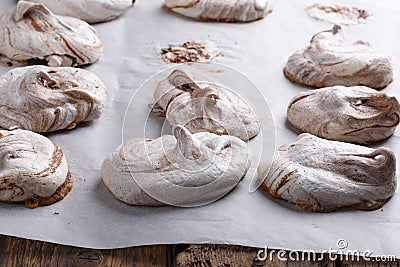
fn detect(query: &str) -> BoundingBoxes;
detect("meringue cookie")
[164,0,272,22]
[0,1,103,67]
[287,86,400,144]
[153,70,260,141]
[260,133,397,212]
[0,66,107,132]
[305,4,372,26]
[284,25,393,89]
[102,125,251,206]
[22,0,134,24]
[0,129,72,208]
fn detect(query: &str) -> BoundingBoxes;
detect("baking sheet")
[1,0,400,256]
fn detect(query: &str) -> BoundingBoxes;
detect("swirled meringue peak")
[22,0,134,24]
[287,86,400,144]
[259,133,397,212]
[284,25,393,90]
[102,125,251,206]
[0,129,72,208]
[0,65,107,132]
[0,1,103,66]
[164,0,272,22]
[153,70,260,141]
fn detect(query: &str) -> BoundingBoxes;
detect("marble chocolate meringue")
[153,70,260,141]
[22,0,134,24]
[102,125,251,206]
[0,65,107,132]
[287,86,400,144]
[164,0,272,22]
[260,133,397,212]
[0,1,103,67]
[284,25,393,90]
[0,129,72,208]
[305,4,372,26]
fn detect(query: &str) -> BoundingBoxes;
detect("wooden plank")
[175,244,335,267]
[0,235,170,267]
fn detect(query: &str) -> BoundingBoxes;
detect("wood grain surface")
[0,235,398,266]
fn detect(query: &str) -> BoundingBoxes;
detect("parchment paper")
[0,0,400,256]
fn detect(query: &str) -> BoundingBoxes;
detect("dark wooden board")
[0,235,171,267]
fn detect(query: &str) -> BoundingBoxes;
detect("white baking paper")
[0,0,400,257]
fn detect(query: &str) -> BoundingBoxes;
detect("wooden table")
[0,235,398,266]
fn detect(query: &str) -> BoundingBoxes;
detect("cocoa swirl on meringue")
[164,0,272,22]
[153,70,260,141]
[0,129,72,208]
[102,125,251,206]
[0,1,103,66]
[0,65,107,132]
[22,0,134,24]
[259,133,397,212]
[284,25,393,90]
[287,86,400,144]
